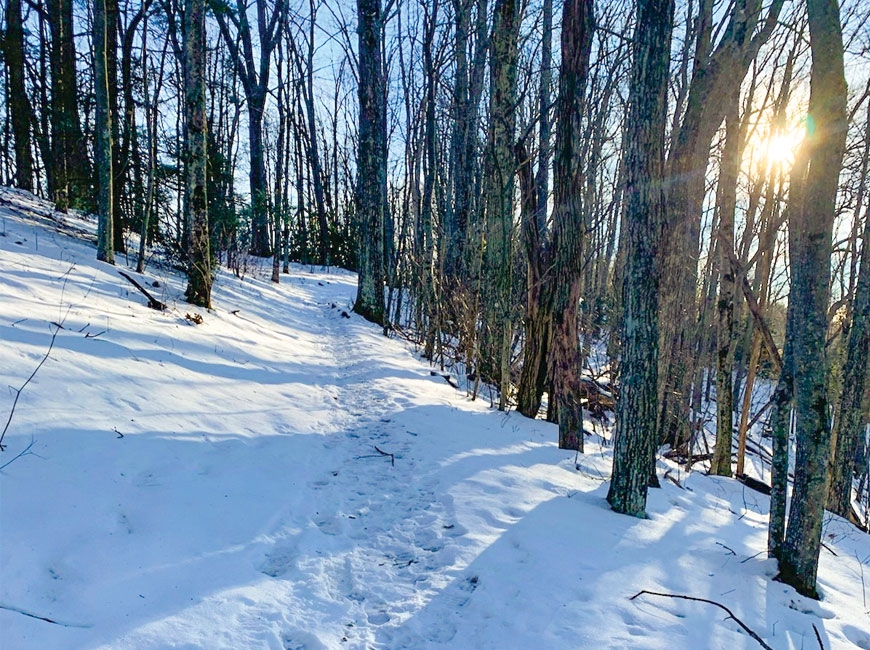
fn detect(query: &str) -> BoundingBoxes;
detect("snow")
[1,186,869,649]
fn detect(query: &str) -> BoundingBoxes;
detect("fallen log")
[119,271,166,310]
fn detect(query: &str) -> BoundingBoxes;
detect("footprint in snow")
[314,515,341,536]
[259,544,297,577]
[282,631,327,650]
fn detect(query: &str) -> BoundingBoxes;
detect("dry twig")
[0,326,60,451]
[630,590,773,650]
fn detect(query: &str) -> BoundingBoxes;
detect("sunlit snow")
[1,187,869,649]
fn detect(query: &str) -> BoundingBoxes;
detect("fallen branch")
[813,623,825,650]
[375,445,395,466]
[856,550,869,612]
[716,542,737,555]
[0,603,91,628]
[118,270,166,310]
[430,371,458,389]
[0,437,36,471]
[630,590,773,650]
[737,473,772,496]
[663,469,685,489]
[740,550,765,564]
[1,326,59,451]
[663,449,713,464]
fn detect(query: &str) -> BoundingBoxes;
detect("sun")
[761,130,802,170]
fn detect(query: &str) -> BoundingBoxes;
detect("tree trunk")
[778,0,848,599]
[421,0,440,359]
[480,0,520,409]
[515,0,554,420]
[94,0,114,264]
[354,0,387,325]
[536,0,553,236]
[445,0,471,279]
[712,91,741,477]
[183,0,211,307]
[307,0,330,266]
[106,0,125,253]
[516,141,551,419]
[767,299,794,560]
[248,91,270,256]
[550,0,594,451]
[827,105,870,518]
[607,0,673,517]
[3,0,34,191]
[212,0,284,258]
[49,0,91,210]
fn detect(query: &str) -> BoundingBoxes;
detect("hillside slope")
[1,188,868,649]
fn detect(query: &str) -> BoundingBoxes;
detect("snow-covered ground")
[1,187,869,649]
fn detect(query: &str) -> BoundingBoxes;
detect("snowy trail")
[263,305,481,648]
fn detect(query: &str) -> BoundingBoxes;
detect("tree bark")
[184,0,211,307]
[778,0,848,599]
[516,141,551,419]
[49,0,91,210]
[550,0,594,451]
[535,0,553,236]
[248,90,270,255]
[106,0,125,253]
[607,0,673,517]
[827,105,870,519]
[94,0,115,264]
[515,0,554,420]
[3,0,34,191]
[480,0,520,409]
[712,91,741,477]
[354,0,387,325]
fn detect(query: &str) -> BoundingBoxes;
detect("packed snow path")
[2,189,870,649]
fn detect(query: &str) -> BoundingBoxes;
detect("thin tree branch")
[630,590,774,650]
[0,326,60,451]
[813,623,825,650]
[0,603,91,628]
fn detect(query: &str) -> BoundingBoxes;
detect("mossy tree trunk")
[712,90,741,477]
[480,0,520,409]
[549,0,594,451]
[777,0,848,599]
[183,0,211,308]
[94,0,114,264]
[827,102,870,521]
[606,0,673,517]
[3,0,34,192]
[49,0,91,211]
[354,0,387,326]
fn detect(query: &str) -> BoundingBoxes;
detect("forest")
[1,0,869,607]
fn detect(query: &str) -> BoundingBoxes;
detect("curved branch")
[630,590,774,650]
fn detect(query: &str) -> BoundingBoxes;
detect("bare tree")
[354,0,387,325]
[479,0,520,409]
[49,0,91,210]
[773,0,848,598]
[184,0,211,307]
[212,0,285,256]
[549,0,594,450]
[94,0,115,263]
[3,0,34,191]
[607,0,673,517]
